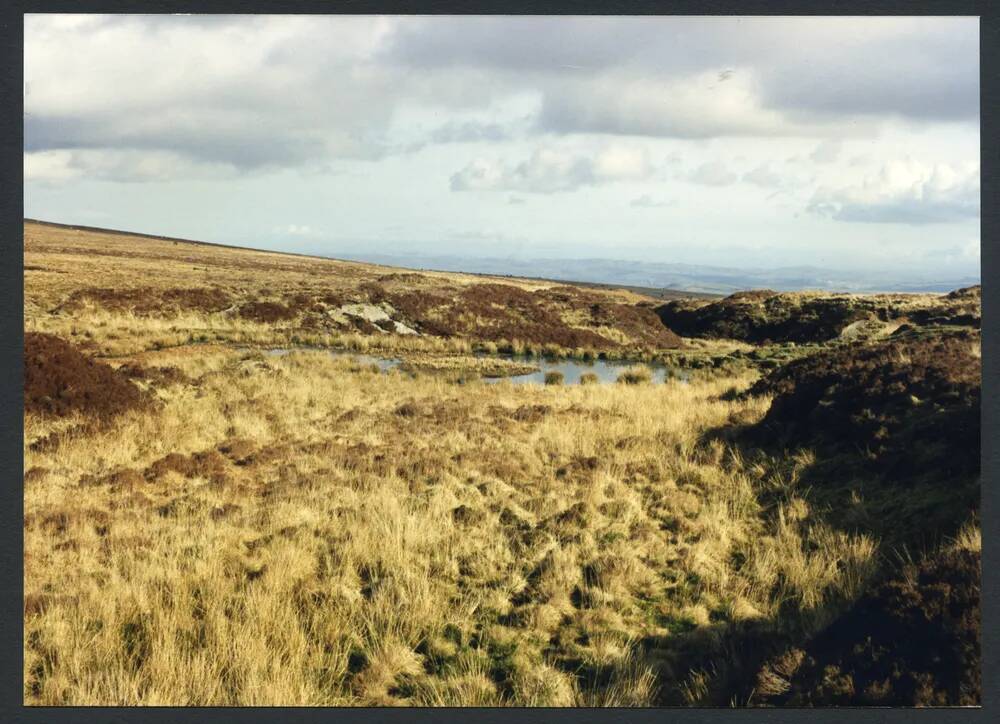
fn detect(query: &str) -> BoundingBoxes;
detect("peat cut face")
[24,332,148,422]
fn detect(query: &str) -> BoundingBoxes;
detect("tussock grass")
[616,366,653,385]
[24,348,878,706]
[23,221,919,707]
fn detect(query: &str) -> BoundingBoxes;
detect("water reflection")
[262,348,686,385]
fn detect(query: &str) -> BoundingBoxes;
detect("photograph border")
[2,1,995,722]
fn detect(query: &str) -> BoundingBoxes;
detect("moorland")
[23,220,980,706]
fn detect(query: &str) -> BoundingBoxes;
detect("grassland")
[23,221,980,706]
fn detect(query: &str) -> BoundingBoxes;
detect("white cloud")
[538,70,855,140]
[24,15,484,177]
[450,144,653,194]
[26,15,978,185]
[24,148,238,183]
[275,224,315,237]
[630,194,673,208]
[687,161,738,186]
[810,139,842,164]
[808,159,980,224]
[742,163,785,188]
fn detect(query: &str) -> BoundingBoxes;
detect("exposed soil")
[25,333,147,421]
[757,546,980,706]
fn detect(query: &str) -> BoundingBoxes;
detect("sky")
[24,14,981,279]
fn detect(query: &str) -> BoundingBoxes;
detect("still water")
[262,348,686,385]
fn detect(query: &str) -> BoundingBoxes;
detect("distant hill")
[25,218,977,295]
[338,253,979,295]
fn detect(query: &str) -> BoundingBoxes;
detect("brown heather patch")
[238,301,297,323]
[656,286,981,344]
[757,545,980,706]
[387,289,451,319]
[583,301,684,348]
[24,466,49,484]
[945,284,980,301]
[25,332,147,422]
[748,330,981,484]
[378,272,428,284]
[62,286,233,315]
[726,289,779,302]
[145,450,230,485]
[358,281,389,304]
[216,437,258,465]
[382,283,683,350]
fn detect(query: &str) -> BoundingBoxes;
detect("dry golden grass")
[397,354,539,378]
[24,222,884,706]
[24,348,880,706]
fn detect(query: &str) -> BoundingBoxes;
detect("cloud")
[275,224,315,237]
[687,161,738,187]
[630,194,673,208]
[24,15,979,187]
[920,239,980,266]
[810,140,842,164]
[450,144,653,194]
[24,148,238,183]
[24,15,451,177]
[538,70,819,139]
[387,16,979,135]
[742,163,785,188]
[759,19,979,122]
[429,121,510,144]
[808,159,980,224]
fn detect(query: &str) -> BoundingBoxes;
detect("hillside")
[25,220,685,358]
[23,221,980,707]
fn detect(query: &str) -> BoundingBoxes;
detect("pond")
[481,354,687,386]
[261,348,687,385]
[263,348,402,373]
